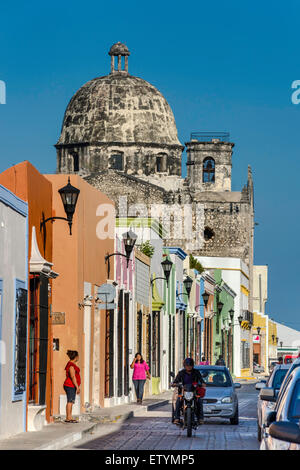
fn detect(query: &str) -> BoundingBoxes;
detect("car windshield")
[288,379,300,422]
[198,369,231,387]
[271,369,289,389]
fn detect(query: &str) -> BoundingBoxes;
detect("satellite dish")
[97,284,116,303]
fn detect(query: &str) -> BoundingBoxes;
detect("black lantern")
[40,177,80,252]
[238,314,243,325]
[202,292,209,306]
[257,326,261,335]
[272,334,275,343]
[280,341,283,348]
[183,276,193,298]
[122,229,138,266]
[161,258,173,285]
[58,177,80,233]
[217,300,224,312]
[276,337,279,344]
[229,309,234,321]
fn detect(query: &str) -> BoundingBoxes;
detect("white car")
[260,365,300,450]
[256,364,290,441]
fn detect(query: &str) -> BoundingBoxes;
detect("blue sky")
[0,0,299,329]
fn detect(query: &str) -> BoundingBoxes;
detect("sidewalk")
[0,391,172,450]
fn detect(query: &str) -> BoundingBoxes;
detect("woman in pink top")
[130,353,151,404]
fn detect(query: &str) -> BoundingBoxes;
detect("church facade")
[56,42,255,376]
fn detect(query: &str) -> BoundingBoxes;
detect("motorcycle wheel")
[186,407,192,437]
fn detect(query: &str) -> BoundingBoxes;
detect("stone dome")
[57,73,182,148]
[108,42,130,56]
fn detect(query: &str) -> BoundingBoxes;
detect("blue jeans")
[175,396,203,420]
[133,379,146,400]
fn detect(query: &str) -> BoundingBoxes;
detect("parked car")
[269,361,278,374]
[256,364,290,441]
[258,357,300,439]
[194,366,241,424]
[260,365,300,450]
[253,362,265,373]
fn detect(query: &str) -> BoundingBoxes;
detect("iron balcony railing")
[190,132,230,142]
[242,310,253,326]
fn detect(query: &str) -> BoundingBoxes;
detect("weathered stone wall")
[57,143,182,178]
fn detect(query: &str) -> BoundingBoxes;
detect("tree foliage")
[189,254,204,273]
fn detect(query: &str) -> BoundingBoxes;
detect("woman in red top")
[63,350,81,423]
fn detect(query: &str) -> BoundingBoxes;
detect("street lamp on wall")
[40,177,80,251]
[176,275,193,300]
[257,326,261,336]
[238,314,243,326]
[105,229,137,278]
[150,258,173,287]
[201,292,209,307]
[229,309,234,322]
[272,334,275,343]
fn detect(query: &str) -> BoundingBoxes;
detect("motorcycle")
[171,373,203,437]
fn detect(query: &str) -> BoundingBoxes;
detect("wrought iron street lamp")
[238,314,243,325]
[217,300,224,313]
[229,309,234,322]
[183,276,193,297]
[257,326,261,335]
[202,292,209,307]
[150,258,173,288]
[272,334,275,343]
[176,276,194,300]
[105,229,138,278]
[40,177,80,251]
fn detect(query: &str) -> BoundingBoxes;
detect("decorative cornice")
[29,226,59,279]
[165,246,187,260]
[0,184,28,217]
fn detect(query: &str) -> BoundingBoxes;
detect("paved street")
[65,384,259,450]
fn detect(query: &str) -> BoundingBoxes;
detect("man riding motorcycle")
[172,357,205,425]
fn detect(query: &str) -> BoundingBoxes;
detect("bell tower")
[185,133,234,193]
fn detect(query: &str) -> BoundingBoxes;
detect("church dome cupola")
[109,42,130,74]
[56,43,183,178]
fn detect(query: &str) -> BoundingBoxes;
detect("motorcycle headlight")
[221,396,233,403]
[184,391,194,401]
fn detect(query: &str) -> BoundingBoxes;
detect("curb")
[35,398,170,450]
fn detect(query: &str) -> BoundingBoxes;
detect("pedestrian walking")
[215,355,226,366]
[199,356,209,365]
[63,350,81,423]
[130,353,151,404]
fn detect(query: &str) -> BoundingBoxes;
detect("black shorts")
[64,385,76,403]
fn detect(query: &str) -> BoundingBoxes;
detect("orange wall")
[45,174,115,413]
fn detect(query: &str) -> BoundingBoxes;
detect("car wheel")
[230,407,239,425]
[257,422,262,441]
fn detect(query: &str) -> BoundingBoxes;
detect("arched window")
[203,157,215,183]
[110,153,123,170]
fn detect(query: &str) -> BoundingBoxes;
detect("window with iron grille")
[137,310,142,353]
[117,290,123,397]
[110,154,123,170]
[13,282,28,399]
[240,341,250,369]
[152,312,160,377]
